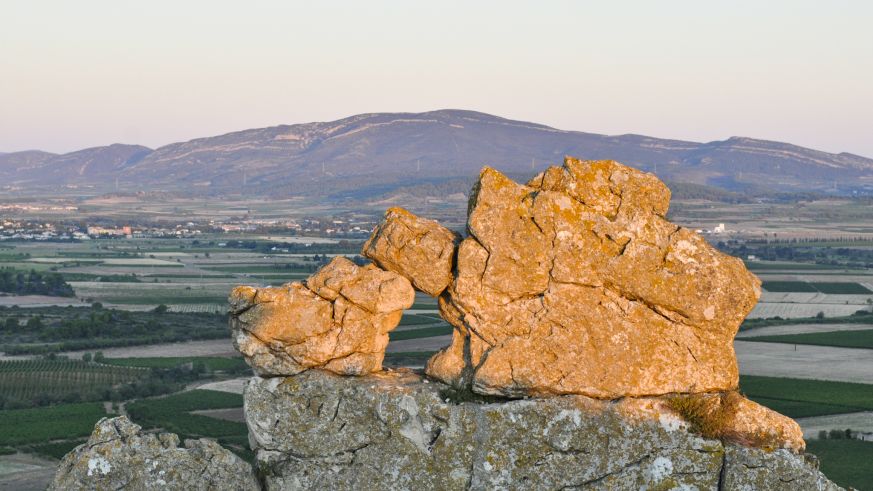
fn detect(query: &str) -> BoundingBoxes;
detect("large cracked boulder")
[362,206,460,296]
[49,416,258,491]
[229,256,414,376]
[245,369,839,491]
[426,158,761,399]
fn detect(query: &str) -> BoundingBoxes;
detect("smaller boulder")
[362,207,460,296]
[49,416,259,491]
[229,256,415,376]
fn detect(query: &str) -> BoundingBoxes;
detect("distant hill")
[2,110,872,198]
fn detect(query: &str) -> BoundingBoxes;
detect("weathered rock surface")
[245,369,840,491]
[362,206,460,296]
[427,158,761,399]
[667,391,806,453]
[229,256,414,376]
[48,416,259,491]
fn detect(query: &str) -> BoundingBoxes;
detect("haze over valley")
[3,110,872,200]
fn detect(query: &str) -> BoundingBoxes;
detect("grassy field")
[398,314,442,326]
[744,329,873,349]
[761,281,818,292]
[740,313,873,331]
[746,262,847,271]
[101,295,226,305]
[103,356,248,371]
[806,439,873,490]
[390,325,453,341]
[814,282,873,294]
[384,351,437,367]
[0,360,146,401]
[0,402,107,446]
[762,280,872,294]
[740,375,873,418]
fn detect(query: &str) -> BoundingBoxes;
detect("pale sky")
[1,0,871,156]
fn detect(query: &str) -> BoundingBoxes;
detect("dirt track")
[0,454,56,491]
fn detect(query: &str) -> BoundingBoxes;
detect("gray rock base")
[245,369,841,490]
[49,416,259,490]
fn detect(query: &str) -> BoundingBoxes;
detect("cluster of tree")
[717,241,873,269]
[739,309,873,331]
[817,429,859,440]
[0,359,224,410]
[0,269,74,297]
[221,239,363,255]
[0,306,227,355]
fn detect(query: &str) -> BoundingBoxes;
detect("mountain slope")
[0,144,151,186]
[2,110,871,197]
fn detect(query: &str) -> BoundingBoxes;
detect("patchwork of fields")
[2,236,873,489]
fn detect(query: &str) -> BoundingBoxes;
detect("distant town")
[0,215,376,242]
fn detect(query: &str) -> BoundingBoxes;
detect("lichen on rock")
[48,416,259,491]
[245,369,839,491]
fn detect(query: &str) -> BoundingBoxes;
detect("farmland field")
[0,402,108,447]
[390,325,453,341]
[743,328,873,350]
[740,375,873,418]
[762,281,872,294]
[103,356,248,372]
[126,390,250,459]
[806,439,873,490]
[762,281,818,292]
[0,360,146,401]
[747,303,866,319]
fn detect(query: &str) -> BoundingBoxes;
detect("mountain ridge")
[2,109,871,197]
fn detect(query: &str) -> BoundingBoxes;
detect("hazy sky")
[1,1,871,156]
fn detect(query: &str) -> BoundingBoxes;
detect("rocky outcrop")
[229,256,414,376]
[49,158,842,490]
[48,416,259,491]
[245,369,839,491]
[426,159,761,400]
[362,206,460,296]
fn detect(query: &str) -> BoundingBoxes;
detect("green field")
[813,282,873,294]
[0,402,108,446]
[30,440,85,460]
[740,313,873,331]
[398,314,442,326]
[740,375,873,418]
[0,360,146,401]
[205,265,312,273]
[761,281,872,294]
[806,439,873,490]
[101,295,226,304]
[103,356,249,372]
[126,390,249,459]
[761,281,818,292]
[744,329,873,350]
[390,325,453,341]
[383,351,437,367]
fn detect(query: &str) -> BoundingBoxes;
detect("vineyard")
[0,360,147,401]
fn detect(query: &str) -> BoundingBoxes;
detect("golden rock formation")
[229,256,414,376]
[425,158,761,399]
[362,207,460,296]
